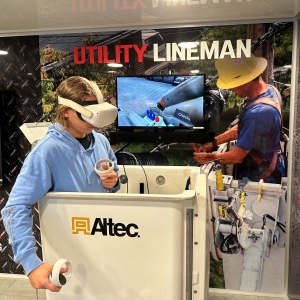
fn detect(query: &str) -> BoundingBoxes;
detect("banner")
[40,21,292,294]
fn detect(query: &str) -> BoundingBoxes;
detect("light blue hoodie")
[1,123,120,275]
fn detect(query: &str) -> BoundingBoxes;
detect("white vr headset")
[57,77,117,128]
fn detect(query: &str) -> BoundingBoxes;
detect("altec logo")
[72,217,140,237]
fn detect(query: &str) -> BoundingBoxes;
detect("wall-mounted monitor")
[116,74,206,130]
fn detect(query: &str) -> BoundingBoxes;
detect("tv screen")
[116,74,206,130]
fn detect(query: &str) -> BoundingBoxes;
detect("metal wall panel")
[0,35,42,274]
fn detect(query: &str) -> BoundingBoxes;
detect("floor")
[0,274,45,300]
[0,274,288,300]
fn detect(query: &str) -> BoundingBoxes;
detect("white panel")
[40,196,184,300]
[38,166,209,300]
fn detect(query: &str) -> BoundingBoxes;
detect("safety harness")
[242,86,284,183]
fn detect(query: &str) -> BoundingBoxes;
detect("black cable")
[140,163,150,194]
[185,177,191,190]
[120,151,150,194]
[114,142,131,154]
[262,214,286,233]
[251,22,292,52]
[219,233,240,254]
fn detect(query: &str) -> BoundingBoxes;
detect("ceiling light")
[0,50,8,55]
[178,42,198,49]
[190,70,199,74]
[107,63,123,68]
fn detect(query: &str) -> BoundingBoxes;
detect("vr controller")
[94,159,114,177]
[49,259,72,288]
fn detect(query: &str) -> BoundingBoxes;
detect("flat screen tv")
[116,74,206,130]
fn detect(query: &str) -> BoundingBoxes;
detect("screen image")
[116,75,206,129]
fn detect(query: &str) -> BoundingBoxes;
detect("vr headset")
[57,77,117,128]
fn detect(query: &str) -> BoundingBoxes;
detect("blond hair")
[54,76,95,127]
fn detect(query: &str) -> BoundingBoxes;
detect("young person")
[1,76,120,292]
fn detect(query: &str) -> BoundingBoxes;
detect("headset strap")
[57,77,104,118]
[58,96,93,118]
[80,77,104,103]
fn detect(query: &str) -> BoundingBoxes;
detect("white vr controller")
[49,258,72,288]
[94,158,114,177]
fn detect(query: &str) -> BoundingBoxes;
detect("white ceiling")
[0,0,300,36]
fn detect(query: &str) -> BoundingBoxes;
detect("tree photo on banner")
[39,21,292,294]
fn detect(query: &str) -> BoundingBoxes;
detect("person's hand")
[198,141,217,153]
[193,152,215,164]
[28,263,68,292]
[99,163,119,188]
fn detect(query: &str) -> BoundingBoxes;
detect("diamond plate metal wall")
[0,35,43,274]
